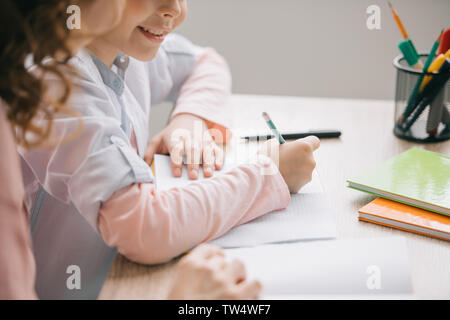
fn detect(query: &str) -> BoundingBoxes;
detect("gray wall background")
[176,0,449,100]
[149,0,450,137]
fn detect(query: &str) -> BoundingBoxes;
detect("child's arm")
[169,46,232,140]
[145,34,232,178]
[98,155,290,265]
[148,34,231,131]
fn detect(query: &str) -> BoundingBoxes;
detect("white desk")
[99,94,450,299]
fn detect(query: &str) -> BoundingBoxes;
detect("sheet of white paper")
[209,192,336,247]
[154,154,336,248]
[225,237,413,296]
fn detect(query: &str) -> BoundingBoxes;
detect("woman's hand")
[258,136,320,193]
[144,114,224,180]
[168,244,262,300]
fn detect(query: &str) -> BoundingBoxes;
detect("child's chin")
[130,48,159,62]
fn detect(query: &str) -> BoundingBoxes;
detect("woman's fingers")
[178,245,262,300]
[224,260,262,299]
[235,280,263,300]
[208,255,228,271]
[226,259,247,283]
[189,244,225,260]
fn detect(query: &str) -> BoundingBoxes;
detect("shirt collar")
[89,52,130,96]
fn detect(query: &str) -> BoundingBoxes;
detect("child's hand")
[168,244,262,300]
[258,136,320,193]
[144,114,224,180]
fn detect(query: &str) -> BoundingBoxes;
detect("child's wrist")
[248,154,281,177]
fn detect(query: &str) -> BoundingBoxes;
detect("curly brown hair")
[0,0,79,148]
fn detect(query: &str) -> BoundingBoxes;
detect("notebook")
[347,148,450,216]
[153,154,337,248]
[359,197,450,241]
[225,237,413,298]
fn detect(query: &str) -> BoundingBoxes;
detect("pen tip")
[262,112,270,121]
[437,29,444,42]
[387,1,392,8]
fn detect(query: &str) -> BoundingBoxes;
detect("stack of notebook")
[347,147,450,241]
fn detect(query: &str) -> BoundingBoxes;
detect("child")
[20,0,319,268]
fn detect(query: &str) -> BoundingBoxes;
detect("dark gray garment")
[30,185,117,300]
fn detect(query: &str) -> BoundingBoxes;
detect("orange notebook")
[358,198,450,241]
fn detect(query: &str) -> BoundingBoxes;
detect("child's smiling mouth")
[138,26,169,43]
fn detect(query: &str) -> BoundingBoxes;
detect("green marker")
[399,29,444,126]
[262,112,286,144]
[398,39,423,70]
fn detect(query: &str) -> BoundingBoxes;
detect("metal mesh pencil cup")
[393,54,450,143]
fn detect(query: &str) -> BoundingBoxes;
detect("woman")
[0,0,261,300]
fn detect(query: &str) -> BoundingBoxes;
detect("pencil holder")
[393,54,450,143]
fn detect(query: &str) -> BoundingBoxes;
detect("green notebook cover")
[347,148,450,216]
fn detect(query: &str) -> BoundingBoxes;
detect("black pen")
[241,130,342,141]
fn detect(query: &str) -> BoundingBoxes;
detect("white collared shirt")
[20,34,200,231]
